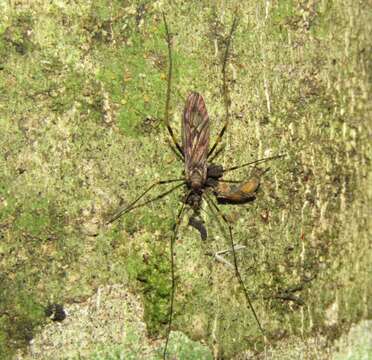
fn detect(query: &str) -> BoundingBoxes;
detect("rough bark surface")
[0,1,370,359]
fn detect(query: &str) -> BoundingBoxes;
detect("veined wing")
[182,92,210,187]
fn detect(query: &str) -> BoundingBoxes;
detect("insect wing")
[182,92,210,184]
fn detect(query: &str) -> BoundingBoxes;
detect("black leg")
[107,179,184,224]
[162,13,184,159]
[208,16,239,159]
[223,154,285,174]
[204,193,265,337]
[163,194,188,359]
[166,139,184,162]
[208,143,225,163]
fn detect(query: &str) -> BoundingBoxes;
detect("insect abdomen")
[216,177,260,203]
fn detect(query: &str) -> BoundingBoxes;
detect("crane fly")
[107,12,284,359]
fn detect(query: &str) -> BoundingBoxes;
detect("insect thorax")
[188,172,203,190]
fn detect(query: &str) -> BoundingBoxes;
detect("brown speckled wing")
[182,92,210,184]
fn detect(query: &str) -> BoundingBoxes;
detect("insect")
[107,13,283,359]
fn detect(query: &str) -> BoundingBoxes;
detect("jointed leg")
[208,16,239,159]
[163,194,188,359]
[208,143,225,163]
[222,154,285,174]
[166,139,184,162]
[162,13,184,159]
[204,193,265,337]
[107,178,184,224]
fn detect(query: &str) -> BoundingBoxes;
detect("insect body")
[107,12,283,359]
[181,92,262,239]
[182,92,210,232]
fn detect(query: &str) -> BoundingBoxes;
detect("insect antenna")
[163,193,189,359]
[107,178,184,224]
[162,12,184,159]
[204,192,265,337]
[208,16,239,159]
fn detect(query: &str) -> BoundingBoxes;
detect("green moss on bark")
[0,0,370,359]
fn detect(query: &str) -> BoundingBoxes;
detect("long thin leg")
[111,182,185,223]
[217,179,243,183]
[222,154,285,174]
[209,143,225,163]
[163,194,188,359]
[130,111,183,163]
[166,139,184,162]
[208,16,239,159]
[106,178,184,224]
[204,193,265,337]
[162,13,184,159]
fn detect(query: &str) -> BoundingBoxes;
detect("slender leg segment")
[208,16,239,159]
[163,195,189,359]
[113,182,185,220]
[107,179,184,224]
[205,193,265,337]
[166,139,184,162]
[162,13,184,159]
[208,143,225,163]
[222,154,285,174]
